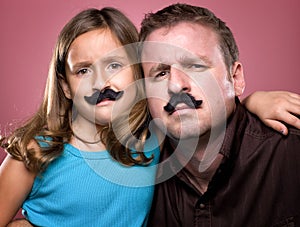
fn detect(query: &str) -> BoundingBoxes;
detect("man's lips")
[167,104,200,115]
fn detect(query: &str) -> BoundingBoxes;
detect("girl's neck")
[70,136,106,152]
[71,119,106,152]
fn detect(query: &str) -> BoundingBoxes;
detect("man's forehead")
[142,42,191,60]
[141,42,208,65]
[140,22,220,63]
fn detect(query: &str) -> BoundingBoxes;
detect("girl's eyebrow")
[71,54,129,71]
[100,54,129,64]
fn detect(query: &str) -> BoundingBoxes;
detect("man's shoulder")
[229,103,279,142]
[244,108,300,139]
[244,109,280,138]
[287,126,300,136]
[230,104,300,157]
[240,108,300,160]
[229,106,300,177]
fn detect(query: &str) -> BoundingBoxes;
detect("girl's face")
[62,28,137,127]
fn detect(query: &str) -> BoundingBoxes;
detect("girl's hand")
[243,91,300,135]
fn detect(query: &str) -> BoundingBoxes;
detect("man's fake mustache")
[164,93,203,114]
[84,88,124,105]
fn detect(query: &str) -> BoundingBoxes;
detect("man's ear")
[231,61,245,96]
[60,76,72,99]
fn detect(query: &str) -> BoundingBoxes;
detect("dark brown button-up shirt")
[148,100,300,227]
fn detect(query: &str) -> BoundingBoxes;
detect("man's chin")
[167,129,202,141]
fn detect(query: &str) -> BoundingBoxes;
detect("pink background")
[1,1,300,154]
[0,0,299,220]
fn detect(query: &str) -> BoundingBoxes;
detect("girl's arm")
[0,147,36,226]
[243,91,300,135]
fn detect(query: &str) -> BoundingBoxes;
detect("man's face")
[142,22,244,140]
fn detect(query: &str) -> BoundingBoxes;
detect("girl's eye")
[107,62,123,72]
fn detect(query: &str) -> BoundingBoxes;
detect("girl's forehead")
[71,28,121,50]
[67,28,123,63]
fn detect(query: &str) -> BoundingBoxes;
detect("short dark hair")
[140,3,239,69]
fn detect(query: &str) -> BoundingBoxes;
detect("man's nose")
[168,66,191,95]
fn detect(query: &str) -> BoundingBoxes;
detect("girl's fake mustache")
[84,89,124,105]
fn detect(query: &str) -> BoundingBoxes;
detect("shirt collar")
[219,98,248,159]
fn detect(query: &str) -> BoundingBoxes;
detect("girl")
[0,7,160,226]
[0,6,299,227]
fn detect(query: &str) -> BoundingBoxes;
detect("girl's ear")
[231,61,246,96]
[59,76,72,99]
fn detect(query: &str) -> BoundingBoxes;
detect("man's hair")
[140,3,239,69]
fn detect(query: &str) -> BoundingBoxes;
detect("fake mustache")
[84,88,124,105]
[164,93,203,114]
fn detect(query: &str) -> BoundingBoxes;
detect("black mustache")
[84,89,124,105]
[164,93,202,114]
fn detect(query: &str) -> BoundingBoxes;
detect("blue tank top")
[22,134,160,226]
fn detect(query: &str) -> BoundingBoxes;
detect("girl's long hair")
[0,7,151,174]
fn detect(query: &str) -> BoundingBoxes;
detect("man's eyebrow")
[179,54,212,65]
[71,61,93,70]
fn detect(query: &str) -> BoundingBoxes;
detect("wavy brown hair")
[0,7,152,174]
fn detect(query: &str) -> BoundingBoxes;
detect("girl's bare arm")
[0,148,36,226]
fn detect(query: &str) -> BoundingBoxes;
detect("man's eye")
[191,64,204,68]
[186,64,207,71]
[185,64,205,69]
[155,71,169,78]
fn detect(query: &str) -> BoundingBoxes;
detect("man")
[140,3,300,226]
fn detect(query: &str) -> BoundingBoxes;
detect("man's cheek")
[147,99,162,117]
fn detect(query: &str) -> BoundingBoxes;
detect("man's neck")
[169,131,225,194]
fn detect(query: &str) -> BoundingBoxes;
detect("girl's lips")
[96,99,114,107]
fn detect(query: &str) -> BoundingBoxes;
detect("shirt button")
[199,203,205,209]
